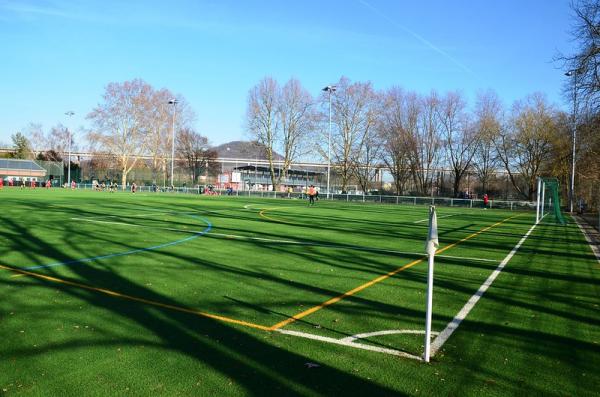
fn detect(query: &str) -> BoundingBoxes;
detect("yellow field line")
[0,264,271,331]
[267,214,520,331]
[259,208,295,224]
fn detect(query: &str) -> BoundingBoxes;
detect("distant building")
[229,165,323,191]
[0,159,47,182]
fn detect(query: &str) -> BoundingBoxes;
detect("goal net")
[536,177,566,224]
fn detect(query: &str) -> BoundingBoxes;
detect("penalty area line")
[429,221,538,357]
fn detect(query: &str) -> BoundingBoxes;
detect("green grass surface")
[1,188,599,396]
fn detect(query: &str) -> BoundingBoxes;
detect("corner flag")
[424,205,438,362]
[425,206,439,255]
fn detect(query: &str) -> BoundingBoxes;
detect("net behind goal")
[536,177,566,224]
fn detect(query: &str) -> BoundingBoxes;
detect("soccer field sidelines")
[3,191,599,395]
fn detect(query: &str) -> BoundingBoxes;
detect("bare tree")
[557,0,600,112]
[27,122,77,162]
[145,88,173,184]
[473,90,504,194]
[378,88,418,195]
[353,124,383,193]
[246,77,280,190]
[437,92,479,197]
[25,123,45,153]
[406,91,443,195]
[87,79,153,189]
[496,93,559,200]
[278,78,315,186]
[328,77,378,193]
[176,128,213,184]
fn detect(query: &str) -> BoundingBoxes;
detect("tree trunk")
[121,165,128,190]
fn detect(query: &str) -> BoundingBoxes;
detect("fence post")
[396,196,399,205]
[451,198,453,207]
[414,197,417,205]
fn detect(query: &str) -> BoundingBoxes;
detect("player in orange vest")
[308,185,316,205]
[31,180,36,189]
[0,178,4,189]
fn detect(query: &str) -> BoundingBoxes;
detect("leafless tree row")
[246,77,316,190]
[246,75,572,200]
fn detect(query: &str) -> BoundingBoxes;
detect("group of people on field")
[0,178,79,189]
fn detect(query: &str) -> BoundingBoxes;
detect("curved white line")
[276,329,422,360]
[340,329,439,343]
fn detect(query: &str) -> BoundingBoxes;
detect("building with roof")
[226,165,324,191]
[0,159,47,182]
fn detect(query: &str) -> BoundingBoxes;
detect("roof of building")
[213,141,284,160]
[234,165,323,176]
[0,159,47,177]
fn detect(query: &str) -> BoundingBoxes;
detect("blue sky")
[0,0,576,147]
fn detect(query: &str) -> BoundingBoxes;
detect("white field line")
[573,217,600,264]
[276,329,422,360]
[413,214,456,223]
[340,329,439,343]
[429,221,538,357]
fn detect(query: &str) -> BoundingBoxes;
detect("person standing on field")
[308,185,316,206]
[483,193,489,209]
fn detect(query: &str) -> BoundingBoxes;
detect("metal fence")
[75,183,536,211]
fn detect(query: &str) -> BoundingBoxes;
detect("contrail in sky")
[358,0,476,76]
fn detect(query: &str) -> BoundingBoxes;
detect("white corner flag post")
[424,205,439,363]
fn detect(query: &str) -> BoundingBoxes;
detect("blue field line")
[22,215,212,271]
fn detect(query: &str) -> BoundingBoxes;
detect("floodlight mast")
[168,99,179,188]
[322,85,336,199]
[65,111,75,185]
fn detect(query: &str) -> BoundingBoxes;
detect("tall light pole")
[322,85,336,199]
[65,111,75,185]
[168,99,178,188]
[565,70,578,213]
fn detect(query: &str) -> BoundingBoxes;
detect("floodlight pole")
[65,111,75,185]
[323,85,336,199]
[169,99,178,188]
[565,70,578,213]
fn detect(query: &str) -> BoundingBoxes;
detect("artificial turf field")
[1,188,599,396]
